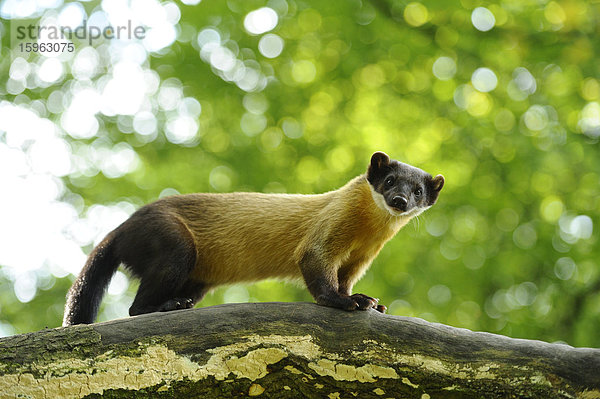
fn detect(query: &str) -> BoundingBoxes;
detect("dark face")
[367,152,444,216]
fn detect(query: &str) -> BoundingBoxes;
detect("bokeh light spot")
[291,60,317,84]
[471,67,498,92]
[209,166,234,192]
[296,156,321,184]
[523,105,549,131]
[432,57,456,81]
[258,33,284,58]
[244,7,278,35]
[428,285,451,306]
[540,196,564,223]
[554,257,576,280]
[403,3,428,27]
[471,7,495,32]
[513,224,538,249]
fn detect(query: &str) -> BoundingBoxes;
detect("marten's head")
[367,151,444,217]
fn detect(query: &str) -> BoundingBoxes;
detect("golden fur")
[157,175,410,290]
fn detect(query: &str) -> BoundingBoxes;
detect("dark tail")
[63,232,119,326]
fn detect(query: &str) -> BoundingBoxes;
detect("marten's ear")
[426,174,445,205]
[370,152,391,171]
[367,151,391,186]
[367,152,392,185]
[432,174,445,192]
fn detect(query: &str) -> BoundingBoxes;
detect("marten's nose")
[391,195,408,211]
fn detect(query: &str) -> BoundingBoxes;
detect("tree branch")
[0,302,598,398]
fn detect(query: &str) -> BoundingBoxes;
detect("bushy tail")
[63,233,119,326]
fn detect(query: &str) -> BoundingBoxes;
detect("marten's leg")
[129,277,204,316]
[337,262,386,313]
[300,249,374,311]
[127,245,200,316]
[114,210,200,316]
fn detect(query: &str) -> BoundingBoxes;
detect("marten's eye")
[414,188,423,197]
[385,176,395,187]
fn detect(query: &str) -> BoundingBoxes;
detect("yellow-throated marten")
[63,152,444,326]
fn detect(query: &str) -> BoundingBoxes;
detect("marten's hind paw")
[158,298,194,312]
[350,293,381,311]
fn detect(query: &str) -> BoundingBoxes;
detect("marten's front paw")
[350,293,381,311]
[316,294,359,311]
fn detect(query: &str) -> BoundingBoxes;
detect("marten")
[63,152,444,326]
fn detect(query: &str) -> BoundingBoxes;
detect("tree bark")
[0,302,598,398]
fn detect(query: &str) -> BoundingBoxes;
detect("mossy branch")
[1,302,598,398]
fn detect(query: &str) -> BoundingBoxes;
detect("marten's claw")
[350,293,380,310]
[158,298,194,312]
[375,304,387,313]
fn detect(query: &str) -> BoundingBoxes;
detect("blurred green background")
[0,0,598,347]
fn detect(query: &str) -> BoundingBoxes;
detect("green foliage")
[0,0,598,346]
